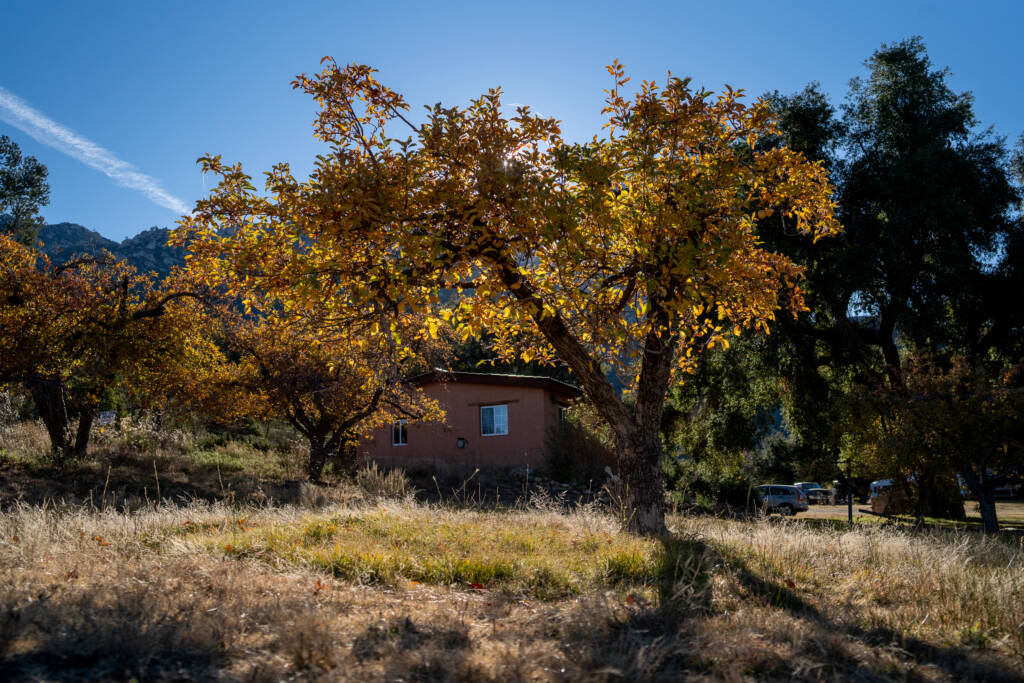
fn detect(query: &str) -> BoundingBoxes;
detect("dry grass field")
[2,492,1023,681]
[2,421,1023,680]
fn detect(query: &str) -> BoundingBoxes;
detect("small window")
[392,419,407,446]
[558,407,567,424]
[480,404,508,436]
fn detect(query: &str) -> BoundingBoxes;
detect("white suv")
[756,485,809,515]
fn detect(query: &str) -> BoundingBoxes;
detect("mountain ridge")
[36,222,185,279]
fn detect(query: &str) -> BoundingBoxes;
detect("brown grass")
[1,497,1022,681]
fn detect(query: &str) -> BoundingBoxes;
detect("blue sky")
[1,0,1022,241]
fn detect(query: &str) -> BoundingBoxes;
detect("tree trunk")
[492,262,671,536]
[307,439,330,481]
[960,465,1000,533]
[30,383,72,459]
[977,489,999,534]
[616,429,668,536]
[71,408,94,459]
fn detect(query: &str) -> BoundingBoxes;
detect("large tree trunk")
[307,439,330,481]
[30,383,72,459]
[29,383,95,463]
[494,263,672,536]
[961,464,1000,533]
[977,489,999,534]
[616,428,668,536]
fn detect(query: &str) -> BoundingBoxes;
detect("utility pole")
[836,456,854,526]
[845,459,854,526]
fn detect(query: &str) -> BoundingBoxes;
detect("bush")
[664,452,756,508]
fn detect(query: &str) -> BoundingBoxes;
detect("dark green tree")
[0,136,50,247]
[668,39,1023,520]
[773,39,1021,518]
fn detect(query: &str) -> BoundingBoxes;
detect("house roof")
[409,370,583,399]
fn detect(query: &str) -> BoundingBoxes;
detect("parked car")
[794,481,823,494]
[756,485,809,515]
[993,482,1020,499]
[806,487,834,504]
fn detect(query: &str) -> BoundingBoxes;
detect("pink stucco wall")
[361,379,567,470]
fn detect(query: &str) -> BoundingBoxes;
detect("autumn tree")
[187,306,444,481]
[175,60,838,535]
[0,234,209,460]
[0,135,50,247]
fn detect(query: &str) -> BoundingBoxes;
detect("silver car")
[756,485,809,515]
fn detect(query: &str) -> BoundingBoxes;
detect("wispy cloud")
[0,85,190,215]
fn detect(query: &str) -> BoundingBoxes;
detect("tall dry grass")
[1,496,1022,680]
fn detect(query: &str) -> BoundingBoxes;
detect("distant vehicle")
[870,479,895,498]
[794,482,823,494]
[870,478,913,515]
[756,485,809,515]
[806,488,834,505]
[993,482,1020,499]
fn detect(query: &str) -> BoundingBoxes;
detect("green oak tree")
[0,136,50,247]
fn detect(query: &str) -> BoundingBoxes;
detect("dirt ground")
[798,501,1024,527]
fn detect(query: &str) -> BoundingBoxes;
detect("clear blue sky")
[2,0,1022,241]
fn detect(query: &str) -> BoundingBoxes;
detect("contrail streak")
[0,85,190,215]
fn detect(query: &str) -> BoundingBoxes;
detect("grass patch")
[189,449,250,473]
[184,507,702,601]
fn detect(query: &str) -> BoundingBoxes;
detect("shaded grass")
[687,514,1024,664]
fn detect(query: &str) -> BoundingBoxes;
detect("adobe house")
[362,371,582,470]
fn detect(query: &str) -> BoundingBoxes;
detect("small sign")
[97,411,117,426]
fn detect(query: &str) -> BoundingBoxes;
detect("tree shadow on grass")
[1,596,226,681]
[564,534,1024,681]
[351,615,476,681]
[712,544,1023,682]
[0,551,481,682]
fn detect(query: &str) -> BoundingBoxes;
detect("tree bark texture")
[307,440,330,481]
[30,382,93,461]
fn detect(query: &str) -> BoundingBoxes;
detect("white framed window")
[480,404,508,436]
[392,419,408,446]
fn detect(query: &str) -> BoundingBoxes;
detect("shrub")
[664,452,756,508]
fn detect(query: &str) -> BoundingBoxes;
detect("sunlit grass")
[174,507,681,600]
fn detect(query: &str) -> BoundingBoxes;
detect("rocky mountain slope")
[37,222,185,279]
